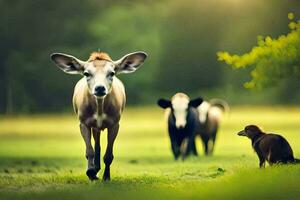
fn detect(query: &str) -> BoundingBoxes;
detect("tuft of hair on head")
[88,51,112,62]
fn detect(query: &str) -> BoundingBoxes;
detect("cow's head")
[157,93,203,129]
[50,51,147,98]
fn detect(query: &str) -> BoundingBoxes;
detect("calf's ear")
[114,51,147,74]
[189,97,203,108]
[157,99,171,109]
[50,53,86,74]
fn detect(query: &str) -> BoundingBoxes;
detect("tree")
[0,0,99,113]
[217,13,300,89]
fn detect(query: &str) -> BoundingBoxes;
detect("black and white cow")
[196,99,229,155]
[157,93,203,160]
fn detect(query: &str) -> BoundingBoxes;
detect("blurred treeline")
[1,0,300,114]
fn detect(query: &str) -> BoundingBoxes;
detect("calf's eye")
[108,71,115,77]
[83,71,91,77]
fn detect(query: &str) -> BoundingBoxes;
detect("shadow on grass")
[0,156,83,174]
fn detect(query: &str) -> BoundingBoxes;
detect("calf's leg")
[103,123,119,181]
[92,128,101,173]
[80,123,98,180]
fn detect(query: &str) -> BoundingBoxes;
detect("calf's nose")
[94,86,106,97]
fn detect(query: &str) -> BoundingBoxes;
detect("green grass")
[0,106,300,200]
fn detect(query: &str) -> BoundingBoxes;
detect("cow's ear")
[157,99,171,109]
[189,97,203,108]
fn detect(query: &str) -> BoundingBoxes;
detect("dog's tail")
[209,98,230,113]
[294,158,300,164]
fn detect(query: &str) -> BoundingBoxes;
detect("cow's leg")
[209,127,218,155]
[203,139,209,156]
[103,123,119,181]
[171,141,180,160]
[80,123,98,180]
[169,127,180,160]
[191,138,198,156]
[180,138,189,160]
[92,128,101,173]
[182,136,197,160]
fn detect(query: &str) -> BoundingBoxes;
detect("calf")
[157,93,203,160]
[50,51,147,180]
[238,125,300,167]
[196,99,228,155]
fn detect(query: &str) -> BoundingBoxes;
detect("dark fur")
[196,117,218,156]
[238,125,299,167]
[157,97,203,160]
[168,107,199,160]
[196,99,228,155]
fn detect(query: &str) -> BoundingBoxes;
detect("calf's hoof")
[102,168,110,181]
[95,166,101,173]
[102,174,110,181]
[86,168,98,181]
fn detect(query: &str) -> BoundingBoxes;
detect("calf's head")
[50,51,147,98]
[157,93,203,129]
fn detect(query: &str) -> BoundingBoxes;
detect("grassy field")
[0,106,300,200]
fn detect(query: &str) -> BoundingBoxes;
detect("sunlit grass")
[0,106,299,200]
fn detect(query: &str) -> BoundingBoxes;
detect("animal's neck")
[96,98,105,115]
[95,90,113,115]
[251,132,265,147]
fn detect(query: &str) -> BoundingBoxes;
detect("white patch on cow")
[171,97,189,129]
[164,108,171,122]
[197,101,223,124]
[197,101,210,123]
[208,107,222,123]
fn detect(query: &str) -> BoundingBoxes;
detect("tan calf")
[50,51,147,181]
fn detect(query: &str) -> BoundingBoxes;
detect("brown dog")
[238,125,300,167]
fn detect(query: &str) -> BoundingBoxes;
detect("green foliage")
[1,0,300,113]
[88,3,167,103]
[218,13,300,89]
[0,107,300,199]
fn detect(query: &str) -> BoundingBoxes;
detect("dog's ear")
[157,99,172,109]
[189,97,203,108]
